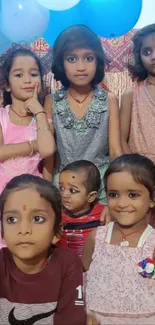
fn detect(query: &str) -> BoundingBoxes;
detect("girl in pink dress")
[83,154,155,324]
[121,24,155,163]
[0,48,55,247]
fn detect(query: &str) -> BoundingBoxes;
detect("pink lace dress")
[0,106,44,248]
[85,222,155,324]
[128,81,155,163]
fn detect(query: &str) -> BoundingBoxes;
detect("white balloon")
[134,0,155,29]
[1,0,50,43]
[36,0,81,11]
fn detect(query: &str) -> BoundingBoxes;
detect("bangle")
[28,141,34,156]
[37,125,52,131]
[35,111,47,117]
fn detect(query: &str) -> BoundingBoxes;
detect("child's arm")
[0,125,37,161]
[54,253,86,325]
[25,84,56,159]
[108,93,122,160]
[42,95,55,181]
[82,229,97,272]
[120,88,133,154]
[42,156,54,181]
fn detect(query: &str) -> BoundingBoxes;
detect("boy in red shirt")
[58,160,104,256]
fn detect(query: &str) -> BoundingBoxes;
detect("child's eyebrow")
[31,209,49,214]
[3,208,48,214]
[141,46,151,50]
[3,210,18,214]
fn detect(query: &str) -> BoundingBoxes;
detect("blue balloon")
[0,29,12,55]
[1,0,50,43]
[79,0,142,38]
[44,2,83,47]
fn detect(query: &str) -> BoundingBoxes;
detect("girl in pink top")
[83,154,155,324]
[0,48,55,248]
[121,24,155,163]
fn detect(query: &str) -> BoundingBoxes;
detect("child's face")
[64,48,97,87]
[3,188,58,262]
[140,32,155,76]
[106,171,154,227]
[7,55,42,102]
[59,170,92,215]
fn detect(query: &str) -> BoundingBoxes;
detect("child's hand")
[100,205,112,225]
[86,313,99,325]
[25,83,44,116]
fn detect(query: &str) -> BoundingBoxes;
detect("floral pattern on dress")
[85,225,155,324]
[53,86,107,133]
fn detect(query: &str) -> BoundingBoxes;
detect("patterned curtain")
[0,29,136,105]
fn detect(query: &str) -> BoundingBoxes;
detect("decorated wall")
[0,28,135,105]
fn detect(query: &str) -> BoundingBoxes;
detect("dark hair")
[2,48,44,106]
[128,24,155,81]
[52,25,106,87]
[104,154,155,200]
[61,160,101,194]
[0,174,62,237]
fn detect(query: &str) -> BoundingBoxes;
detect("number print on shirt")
[75,285,84,306]
[76,285,83,299]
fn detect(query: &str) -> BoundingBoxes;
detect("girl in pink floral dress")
[83,154,155,324]
[0,48,55,248]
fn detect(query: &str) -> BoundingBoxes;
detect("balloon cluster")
[0,0,142,55]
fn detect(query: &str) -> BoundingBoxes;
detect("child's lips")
[63,200,71,207]
[16,242,34,247]
[22,87,34,92]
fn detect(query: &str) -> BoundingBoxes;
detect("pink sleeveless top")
[128,81,155,163]
[85,223,155,324]
[0,106,45,248]
[0,106,43,192]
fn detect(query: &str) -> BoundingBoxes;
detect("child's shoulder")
[53,87,67,102]
[122,87,133,99]
[122,82,145,99]
[92,203,104,214]
[93,85,107,99]
[0,106,9,117]
[0,247,9,270]
[52,247,82,267]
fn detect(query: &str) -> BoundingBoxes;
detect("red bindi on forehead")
[23,205,27,211]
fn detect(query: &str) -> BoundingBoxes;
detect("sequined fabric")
[52,86,110,172]
[85,224,155,324]
[129,81,155,163]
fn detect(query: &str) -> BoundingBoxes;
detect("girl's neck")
[147,75,155,84]
[13,253,48,274]
[115,218,147,233]
[69,83,93,96]
[11,98,26,113]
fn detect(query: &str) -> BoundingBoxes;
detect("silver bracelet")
[37,125,52,131]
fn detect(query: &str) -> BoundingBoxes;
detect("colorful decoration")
[1,0,50,43]
[80,0,142,38]
[138,258,155,278]
[36,0,81,11]
[44,5,82,47]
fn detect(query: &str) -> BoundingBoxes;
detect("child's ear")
[150,192,155,209]
[87,191,98,204]
[150,201,155,208]
[51,224,63,245]
[5,83,10,92]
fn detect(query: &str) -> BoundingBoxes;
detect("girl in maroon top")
[0,174,86,325]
